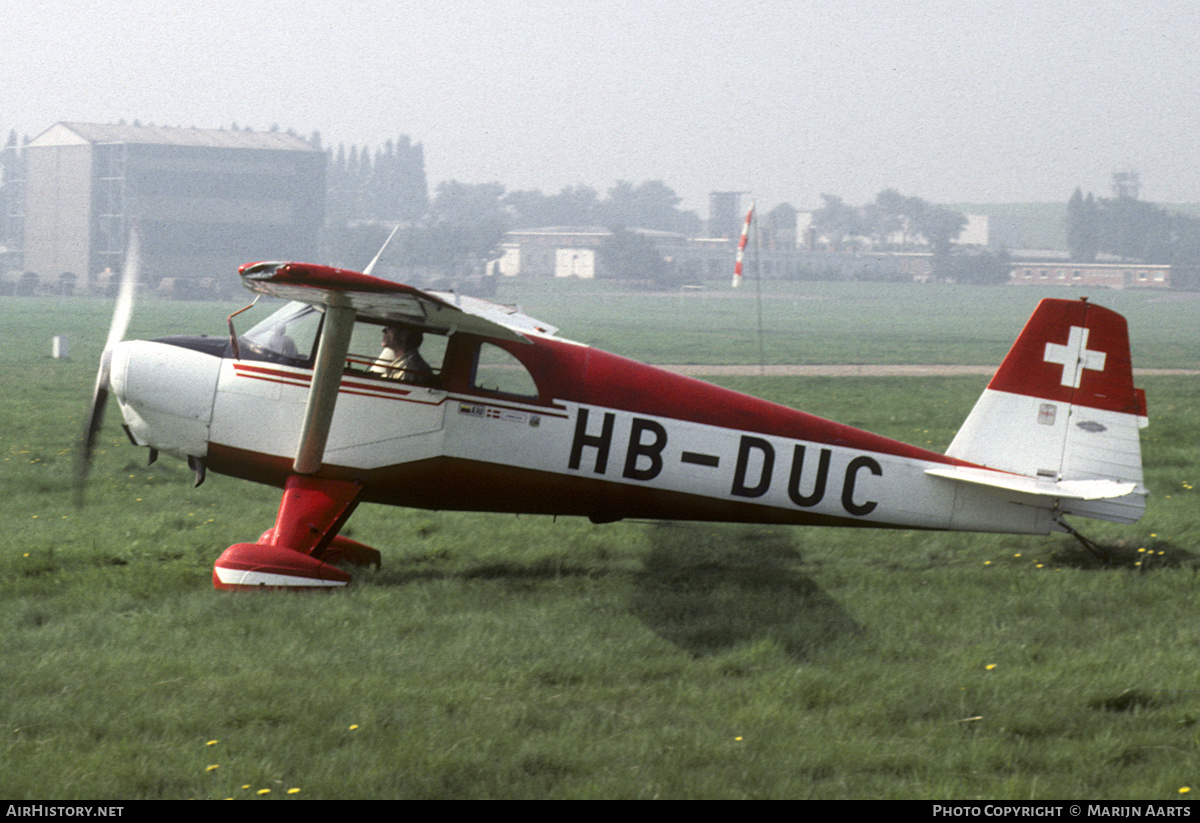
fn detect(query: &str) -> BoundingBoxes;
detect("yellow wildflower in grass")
[205,765,219,772]
[349,724,359,730]
[287,788,301,795]
[257,788,271,795]
[206,740,218,746]
[985,664,997,671]
[1180,787,1191,794]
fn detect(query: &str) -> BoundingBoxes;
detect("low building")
[22,122,324,295]
[496,227,610,278]
[1009,261,1171,289]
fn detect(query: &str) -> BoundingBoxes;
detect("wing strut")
[294,302,356,474]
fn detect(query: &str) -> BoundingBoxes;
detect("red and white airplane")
[80,254,1149,590]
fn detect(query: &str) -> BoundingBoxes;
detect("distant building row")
[1008,261,1172,289]
[2,123,1191,295]
[495,225,1190,290]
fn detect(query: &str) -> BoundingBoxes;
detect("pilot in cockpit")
[266,324,298,360]
[371,325,436,386]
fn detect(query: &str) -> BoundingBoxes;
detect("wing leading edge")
[239,262,558,343]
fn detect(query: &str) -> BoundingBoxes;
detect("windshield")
[239,301,323,366]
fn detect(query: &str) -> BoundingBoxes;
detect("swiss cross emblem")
[1043,325,1106,388]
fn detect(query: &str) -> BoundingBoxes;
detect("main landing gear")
[213,475,380,590]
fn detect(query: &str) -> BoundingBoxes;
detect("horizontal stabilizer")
[926,466,1140,501]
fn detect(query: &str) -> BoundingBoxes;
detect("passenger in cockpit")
[372,326,436,386]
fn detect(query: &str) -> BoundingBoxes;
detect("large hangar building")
[23,122,324,295]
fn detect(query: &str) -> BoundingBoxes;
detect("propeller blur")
[77,228,141,506]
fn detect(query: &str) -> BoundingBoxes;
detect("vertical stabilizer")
[946,298,1148,523]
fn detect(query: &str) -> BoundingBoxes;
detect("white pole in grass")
[53,335,69,359]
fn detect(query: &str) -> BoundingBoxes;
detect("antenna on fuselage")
[363,224,401,277]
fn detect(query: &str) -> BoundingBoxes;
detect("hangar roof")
[28,122,320,152]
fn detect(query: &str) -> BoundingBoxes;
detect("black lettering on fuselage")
[570,410,883,517]
[842,455,882,516]
[733,437,881,516]
[731,436,775,497]
[569,408,615,474]
[787,445,832,507]
[623,418,667,480]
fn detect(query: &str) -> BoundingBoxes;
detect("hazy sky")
[5,0,1198,215]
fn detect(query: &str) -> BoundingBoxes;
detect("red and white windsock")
[732,201,755,288]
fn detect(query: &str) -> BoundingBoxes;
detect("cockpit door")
[210,302,449,470]
[318,319,448,468]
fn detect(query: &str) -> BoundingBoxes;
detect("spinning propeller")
[76,228,140,505]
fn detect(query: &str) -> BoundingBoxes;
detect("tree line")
[1066,187,1200,266]
[808,189,968,256]
[805,189,1009,284]
[323,169,704,282]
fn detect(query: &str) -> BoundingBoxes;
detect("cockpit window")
[471,343,539,398]
[345,319,447,387]
[239,302,322,366]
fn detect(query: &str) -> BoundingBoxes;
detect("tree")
[504,185,601,229]
[421,181,510,274]
[810,194,864,251]
[1066,188,1099,262]
[597,227,670,284]
[1064,188,1200,266]
[862,189,910,247]
[598,180,701,234]
[909,202,967,258]
[764,202,798,249]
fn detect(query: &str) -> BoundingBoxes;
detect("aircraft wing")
[238,261,557,343]
[924,466,1140,500]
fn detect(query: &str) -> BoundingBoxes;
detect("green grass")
[1,286,1199,799]
[488,279,1200,369]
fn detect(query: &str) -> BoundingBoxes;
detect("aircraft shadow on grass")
[631,522,861,659]
[344,521,858,660]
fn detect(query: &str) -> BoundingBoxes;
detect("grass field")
[488,278,1200,369]
[2,282,1198,799]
